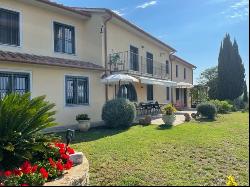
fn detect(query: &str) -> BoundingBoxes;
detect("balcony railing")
[108,51,170,80]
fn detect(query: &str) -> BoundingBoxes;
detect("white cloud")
[136,1,158,9]
[112,9,125,16]
[221,0,249,20]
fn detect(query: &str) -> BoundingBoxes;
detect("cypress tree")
[243,80,248,103]
[217,34,245,100]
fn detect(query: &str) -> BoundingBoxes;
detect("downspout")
[103,12,113,101]
[169,51,175,104]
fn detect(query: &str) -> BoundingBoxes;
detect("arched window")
[117,83,137,101]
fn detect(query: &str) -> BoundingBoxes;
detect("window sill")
[65,104,90,107]
[0,43,21,48]
[54,51,76,57]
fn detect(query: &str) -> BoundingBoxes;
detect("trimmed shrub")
[209,100,233,114]
[197,102,217,120]
[102,98,136,128]
[191,113,197,119]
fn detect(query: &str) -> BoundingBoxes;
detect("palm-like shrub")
[102,98,136,128]
[0,93,58,170]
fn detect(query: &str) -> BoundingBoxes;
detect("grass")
[58,112,249,186]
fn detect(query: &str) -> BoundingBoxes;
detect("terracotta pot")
[77,120,90,132]
[162,114,176,125]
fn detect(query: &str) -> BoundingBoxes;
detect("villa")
[0,0,196,126]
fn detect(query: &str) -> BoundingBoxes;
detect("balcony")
[108,51,170,80]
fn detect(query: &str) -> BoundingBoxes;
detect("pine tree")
[217,34,245,100]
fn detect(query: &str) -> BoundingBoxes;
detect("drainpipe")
[103,12,113,101]
[169,51,175,104]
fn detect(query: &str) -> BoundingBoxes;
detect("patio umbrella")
[101,74,139,99]
[101,74,139,85]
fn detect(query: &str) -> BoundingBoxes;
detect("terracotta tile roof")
[0,51,104,71]
[35,0,91,18]
[170,55,197,69]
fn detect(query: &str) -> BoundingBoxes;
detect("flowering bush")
[226,176,238,186]
[162,104,177,115]
[0,142,75,186]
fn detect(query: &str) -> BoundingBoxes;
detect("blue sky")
[54,0,249,88]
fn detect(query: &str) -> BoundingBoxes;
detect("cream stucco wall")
[0,0,104,66]
[106,21,172,79]
[0,62,106,125]
[171,60,193,108]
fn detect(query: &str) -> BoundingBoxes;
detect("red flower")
[31,165,38,173]
[4,170,12,177]
[39,168,48,179]
[64,160,73,170]
[13,169,22,176]
[61,153,70,160]
[21,184,29,186]
[67,147,75,155]
[56,161,64,171]
[59,148,65,155]
[55,143,65,149]
[49,158,56,168]
[20,161,32,174]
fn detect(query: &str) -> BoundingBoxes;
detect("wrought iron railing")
[108,51,170,80]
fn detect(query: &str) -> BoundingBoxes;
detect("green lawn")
[58,112,249,186]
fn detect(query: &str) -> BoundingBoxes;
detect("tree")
[243,80,248,103]
[217,34,245,100]
[198,66,218,99]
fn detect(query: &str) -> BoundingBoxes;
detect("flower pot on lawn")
[161,104,177,126]
[77,120,90,132]
[162,114,176,125]
[76,114,91,132]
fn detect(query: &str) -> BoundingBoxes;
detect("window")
[54,22,75,54]
[176,88,180,100]
[0,8,20,46]
[166,60,169,74]
[118,83,137,101]
[166,87,170,100]
[184,68,186,79]
[176,65,178,77]
[65,76,89,105]
[130,45,139,71]
[147,84,153,101]
[146,52,153,74]
[0,72,30,99]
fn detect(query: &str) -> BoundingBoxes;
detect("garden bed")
[44,153,89,186]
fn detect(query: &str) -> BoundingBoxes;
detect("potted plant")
[110,53,121,71]
[76,114,91,132]
[161,104,177,125]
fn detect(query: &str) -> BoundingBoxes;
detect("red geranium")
[13,169,22,176]
[56,161,64,171]
[31,165,38,173]
[55,143,65,149]
[59,148,65,155]
[64,160,73,170]
[21,184,29,186]
[67,147,75,155]
[20,161,32,174]
[49,158,56,168]
[61,153,70,160]
[39,168,48,179]
[4,170,12,177]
